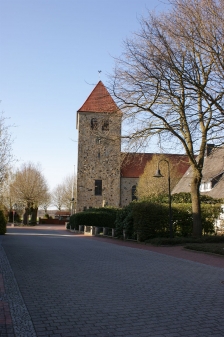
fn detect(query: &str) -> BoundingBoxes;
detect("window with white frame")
[200,181,212,192]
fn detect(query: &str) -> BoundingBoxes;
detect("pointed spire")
[78,81,119,113]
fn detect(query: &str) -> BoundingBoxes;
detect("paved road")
[1,226,224,337]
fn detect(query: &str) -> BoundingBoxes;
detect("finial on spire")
[98,70,102,79]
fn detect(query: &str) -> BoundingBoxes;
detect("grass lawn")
[184,243,224,256]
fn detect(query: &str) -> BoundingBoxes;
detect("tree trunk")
[191,175,202,237]
[23,208,29,225]
[31,207,38,224]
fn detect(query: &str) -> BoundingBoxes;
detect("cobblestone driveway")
[1,227,224,337]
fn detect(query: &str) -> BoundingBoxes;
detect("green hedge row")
[132,202,221,241]
[67,194,222,241]
[68,207,118,230]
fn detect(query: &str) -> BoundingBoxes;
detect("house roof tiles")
[78,81,119,114]
[172,146,224,198]
[121,153,190,178]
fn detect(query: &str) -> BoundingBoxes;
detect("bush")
[121,196,220,241]
[66,222,71,230]
[0,210,7,235]
[172,203,193,237]
[69,207,118,230]
[68,214,79,230]
[171,192,222,204]
[115,203,135,239]
[133,201,171,241]
[201,203,221,235]
[184,243,224,255]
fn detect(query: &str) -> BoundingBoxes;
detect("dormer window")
[200,172,224,192]
[102,119,109,131]
[200,181,212,192]
[91,118,98,130]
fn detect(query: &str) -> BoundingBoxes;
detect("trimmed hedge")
[117,199,221,242]
[184,243,224,255]
[133,202,169,241]
[115,203,135,239]
[67,195,221,241]
[201,203,221,234]
[68,207,118,230]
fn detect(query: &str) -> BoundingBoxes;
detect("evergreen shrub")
[66,221,71,230]
[201,203,221,234]
[123,196,222,241]
[172,203,193,237]
[69,207,118,230]
[68,214,79,230]
[133,201,171,241]
[115,203,135,239]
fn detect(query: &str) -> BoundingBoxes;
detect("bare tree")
[111,0,224,236]
[1,171,26,221]
[0,112,14,194]
[51,174,76,212]
[10,163,49,224]
[0,170,14,211]
[61,174,77,211]
[51,184,64,211]
[39,192,51,215]
[170,0,224,103]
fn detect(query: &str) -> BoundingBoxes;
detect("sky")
[0,0,170,191]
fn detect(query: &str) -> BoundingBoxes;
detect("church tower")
[76,81,122,212]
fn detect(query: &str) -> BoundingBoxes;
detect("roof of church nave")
[78,81,120,114]
[121,153,190,178]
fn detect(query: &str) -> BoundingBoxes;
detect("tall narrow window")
[102,119,109,131]
[91,118,98,130]
[132,185,137,201]
[95,180,102,196]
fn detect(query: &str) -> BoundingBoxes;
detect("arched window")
[132,185,137,201]
[91,118,98,130]
[102,119,109,131]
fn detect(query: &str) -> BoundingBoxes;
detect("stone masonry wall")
[120,177,139,207]
[76,112,121,212]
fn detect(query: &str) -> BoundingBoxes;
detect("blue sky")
[0,0,169,191]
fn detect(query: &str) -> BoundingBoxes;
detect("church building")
[76,81,190,212]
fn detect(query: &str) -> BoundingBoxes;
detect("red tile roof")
[78,81,119,113]
[121,153,190,178]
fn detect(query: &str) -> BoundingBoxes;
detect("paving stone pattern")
[1,228,224,336]
[0,237,36,337]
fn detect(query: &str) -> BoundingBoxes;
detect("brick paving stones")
[0,237,36,337]
[0,226,224,336]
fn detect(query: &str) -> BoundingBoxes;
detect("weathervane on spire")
[98,70,102,79]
